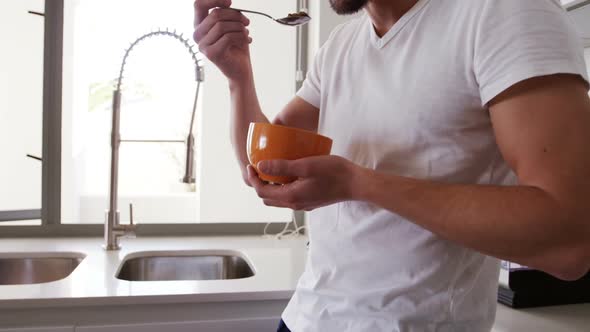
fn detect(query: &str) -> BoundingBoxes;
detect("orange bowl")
[247,122,333,184]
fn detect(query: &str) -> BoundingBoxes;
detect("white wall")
[0,0,44,211]
[585,48,590,78]
[564,0,590,47]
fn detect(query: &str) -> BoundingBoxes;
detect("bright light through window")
[61,0,297,224]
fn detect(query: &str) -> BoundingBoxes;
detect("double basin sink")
[0,252,255,285]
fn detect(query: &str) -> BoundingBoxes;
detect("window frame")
[1,0,308,238]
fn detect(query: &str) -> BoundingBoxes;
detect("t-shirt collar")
[368,0,432,49]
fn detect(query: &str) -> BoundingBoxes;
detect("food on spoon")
[287,11,309,18]
[277,11,311,25]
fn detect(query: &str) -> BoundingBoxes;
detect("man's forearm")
[229,75,269,169]
[354,168,590,280]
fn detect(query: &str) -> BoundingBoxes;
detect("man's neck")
[366,0,420,37]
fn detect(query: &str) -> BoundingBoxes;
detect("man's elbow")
[544,247,590,281]
[539,210,590,281]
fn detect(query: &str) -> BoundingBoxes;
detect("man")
[194,0,590,330]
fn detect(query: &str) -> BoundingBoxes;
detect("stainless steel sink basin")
[0,253,85,285]
[117,252,255,281]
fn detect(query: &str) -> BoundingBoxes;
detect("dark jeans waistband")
[277,319,292,332]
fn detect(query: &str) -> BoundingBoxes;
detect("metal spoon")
[232,8,311,27]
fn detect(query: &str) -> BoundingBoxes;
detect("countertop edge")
[0,289,295,310]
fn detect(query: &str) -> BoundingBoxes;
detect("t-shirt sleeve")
[296,43,325,109]
[474,0,589,106]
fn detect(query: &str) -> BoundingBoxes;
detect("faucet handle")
[129,203,134,226]
[122,203,137,239]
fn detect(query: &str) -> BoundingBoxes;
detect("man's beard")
[329,0,370,15]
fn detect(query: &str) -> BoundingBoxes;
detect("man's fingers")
[258,160,291,177]
[258,159,311,178]
[248,165,310,210]
[262,199,288,208]
[200,31,250,61]
[194,8,249,42]
[249,173,276,199]
[246,165,263,187]
[196,21,248,48]
[248,166,288,199]
[194,0,232,27]
[247,165,278,198]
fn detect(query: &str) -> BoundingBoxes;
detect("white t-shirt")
[282,0,589,331]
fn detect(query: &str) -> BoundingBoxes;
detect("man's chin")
[329,0,369,15]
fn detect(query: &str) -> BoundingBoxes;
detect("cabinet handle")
[26,154,42,162]
[27,11,45,17]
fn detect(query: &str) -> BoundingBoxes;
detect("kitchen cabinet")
[493,303,590,332]
[0,300,288,331]
[76,318,278,332]
[0,328,73,332]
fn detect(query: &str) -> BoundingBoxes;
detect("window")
[0,0,45,226]
[60,0,299,225]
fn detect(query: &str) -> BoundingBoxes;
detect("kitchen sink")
[0,253,85,285]
[116,252,255,281]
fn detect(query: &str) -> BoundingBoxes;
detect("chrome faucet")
[104,29,204,250]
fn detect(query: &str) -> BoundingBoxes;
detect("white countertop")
[1,236,588,331]
[0,236,308,309]
[494,303,590,332]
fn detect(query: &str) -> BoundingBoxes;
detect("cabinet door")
[76,317,279,332]
[0,328,73,332]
